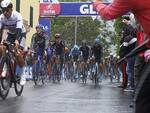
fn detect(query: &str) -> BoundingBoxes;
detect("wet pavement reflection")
[0,80,134,113]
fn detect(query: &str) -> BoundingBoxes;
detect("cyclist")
[52,33,65,76]
[70,45,80,62]
[70,45,80,80]
[0,0,26,85]
[64,46,70,63]
[45,40,54,65]
[31,24,46,78]
[79,40,90,62]
[91,38,103,81]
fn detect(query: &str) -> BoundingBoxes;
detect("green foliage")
[113,17,124,55]
[114,17,124,34]
[51,17,101,47]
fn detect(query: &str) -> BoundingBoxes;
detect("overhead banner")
[39,17,51,37]
[40,2,109,17]
[40,0,59,3]
[40,3,60,16]
[60,2,98,16]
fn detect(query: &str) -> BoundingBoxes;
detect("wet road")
[0,80,134,113]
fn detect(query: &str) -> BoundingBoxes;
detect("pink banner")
[40,3,60,17]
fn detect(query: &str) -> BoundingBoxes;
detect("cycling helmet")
[82,40,86,46]
[54,33,61,39]
[1,0,13,10]
[95,38,100,44]
[122,15,130,21]
[74,44,78,48]
[35,24,43,30]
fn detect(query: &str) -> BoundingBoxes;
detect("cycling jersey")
[91,44,103,63]
[52,41,65,56]
[0,10,26,35]
[0,10,26,47]
[31,32,46,56]
[52,41,65,70]
[71,48,80,57]
[79,46,89,61]
[45,46,55,64]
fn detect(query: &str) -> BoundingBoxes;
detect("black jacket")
[52,41,65,56]
[91,44,103,59]
[31,32,46,52]
[119,24,137,58]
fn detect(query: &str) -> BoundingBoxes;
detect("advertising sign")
[60,2,98,16]
[40,3,61,17]
[39,18,51,37]
[40,2,103,17]
[40,0,59,3]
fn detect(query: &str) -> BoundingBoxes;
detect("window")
[30,6,33,28]
[16,0,20,12]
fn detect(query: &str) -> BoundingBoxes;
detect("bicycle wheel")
[95,68,97,86]
[82,65,87,84]
[0,57,10,99]
[95,63,99,86]
[52,64,56,83]
[85,65,88,84]
[14,78,24,96]
[41,64,47,85]
[32,62,39,85]
[56,64,61,82]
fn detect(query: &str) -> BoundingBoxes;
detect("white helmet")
[74,44,79,49]
[1,0,12,8]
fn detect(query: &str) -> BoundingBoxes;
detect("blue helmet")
[95,38,100,44]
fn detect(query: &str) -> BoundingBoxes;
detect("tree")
[51,17,101,47]
[113,17,124,55]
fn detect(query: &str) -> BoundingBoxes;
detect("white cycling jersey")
[0,10,26,34]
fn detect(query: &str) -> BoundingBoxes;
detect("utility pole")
[74,16,77,45]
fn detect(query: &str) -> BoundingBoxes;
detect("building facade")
[11,0,40,47]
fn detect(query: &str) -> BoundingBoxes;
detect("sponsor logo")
[80,4,98,15]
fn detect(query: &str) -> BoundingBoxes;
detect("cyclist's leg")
[16,35,27,85]
[20,33,26,49]
[60,55,64,79]
[37,48,44,73]
[74,56,78,79]
[96,58,102,81]
[1,55,9,77]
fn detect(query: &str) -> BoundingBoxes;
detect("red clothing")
[137,32,145,57]
[93,0,150,48]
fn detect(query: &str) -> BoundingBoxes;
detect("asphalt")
[0,80,134,113]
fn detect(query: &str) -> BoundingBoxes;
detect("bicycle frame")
[0,43,24,99]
